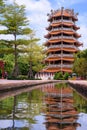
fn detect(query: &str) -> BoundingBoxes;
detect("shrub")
[54,72,63,80]
[54,72,69,80]
[63,72,69,80]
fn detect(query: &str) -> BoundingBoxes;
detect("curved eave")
[62,57,74,61]
[62,48,78,52]
[72,16,78,21]
[50,30,75,35]
[74,33,81,38]
[46,48,78,53]
[43,68,72,73]
[45,57,74,62]
[46,26,52,31]
[45,32,81,39]
[77,42,83,47]
[44,34,50,38]
[44,39,76,46]
[49,38,76,43]
[51,22,73,27]
[47,23,80,31]
[43,69,60,73]
[73,25,80,30]
[62,68,72,72]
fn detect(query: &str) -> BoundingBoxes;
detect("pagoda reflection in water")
[43,83,81,130]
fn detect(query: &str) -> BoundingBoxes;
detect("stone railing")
[52,19,74,24]
[46,64,73,69]
[49,36,76,40]
[51,27,75,32]
[47,53,73,58]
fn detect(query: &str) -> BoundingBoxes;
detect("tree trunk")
[12,34,19,77]
[28,61,33,79]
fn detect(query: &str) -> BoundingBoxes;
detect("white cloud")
[0,34,14,40]
[5,0,52,44]
[78,14,87,50]
[1,0,87,50]
[54,0,86,8]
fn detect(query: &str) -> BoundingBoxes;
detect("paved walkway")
[0,79,87,91]
[69,80,87,86]
[0,79,58,91]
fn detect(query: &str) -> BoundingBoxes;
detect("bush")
[8,75,28,80]
[54,72,69,80]
[54,72,63,80]
[63,72,69,80]
[17,75,28,80]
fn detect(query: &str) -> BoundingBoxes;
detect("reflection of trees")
[0,96,14,116]
[73,91,87,113]
[0,87,45,129]
[44,83,80,130]
[12,96,16,129]
[13,89,44,128]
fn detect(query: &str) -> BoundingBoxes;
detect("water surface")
[0,82,87,130]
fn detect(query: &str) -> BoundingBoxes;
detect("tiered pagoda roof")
[43,7,82,73]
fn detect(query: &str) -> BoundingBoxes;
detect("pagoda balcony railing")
[47,54,61,58]
[46,64,61,68]
[47,53,73,58]
[49,36,76,40]
[62,64,73,68]
[62,44,77,49]
[51,27,75,32]
[48,44,61,48]
[52,19,74,24]
[46,64,73,68]
[48,44,78,49]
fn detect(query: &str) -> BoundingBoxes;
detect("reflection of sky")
[77,113,87,130]
[0,115,46,129]
[0,120,28,129]
[31,114,46,130]
[1,113,87,130]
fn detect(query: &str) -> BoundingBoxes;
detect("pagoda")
[42,7,82,79]
[43,83,80,129]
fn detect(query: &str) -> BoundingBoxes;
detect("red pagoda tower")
[40,7,82,79]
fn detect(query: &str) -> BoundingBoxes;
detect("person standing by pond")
[4,71,8,79]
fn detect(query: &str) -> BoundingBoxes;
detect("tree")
[0,0,5,14]
[0,1,32,77]
[73,50,87,78]
[19,33,45,79]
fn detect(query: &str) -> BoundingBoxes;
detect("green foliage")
[3,54,14,75]
[63,72,69,80]
[0,1,32,77]
[0,0,5,14]
[18,56,29,75]
[22,33,45,78]
[17,75,28,80]
[54,72,69,80]
[54,72,63,80]
[55,82,67,89]
[0,1,45,79]
[73,50,87,78]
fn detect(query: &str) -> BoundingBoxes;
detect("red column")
[0,61,5,79]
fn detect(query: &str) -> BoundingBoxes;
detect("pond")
[0,82,87,130]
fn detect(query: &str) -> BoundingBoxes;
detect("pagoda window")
[63,16,70,20]
[55,16,61,20]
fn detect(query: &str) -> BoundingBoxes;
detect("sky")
[2,0,87,50]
